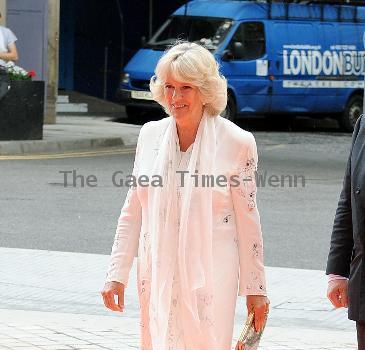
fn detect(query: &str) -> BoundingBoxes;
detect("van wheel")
[221,95,236,121]
[339,95,363,132]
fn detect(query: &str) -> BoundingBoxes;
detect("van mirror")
[222,50,234,61]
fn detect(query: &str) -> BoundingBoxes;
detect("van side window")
[228,22,265,60]
[149,16,233,51]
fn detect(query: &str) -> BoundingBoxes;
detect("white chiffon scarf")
[147,111,219,350]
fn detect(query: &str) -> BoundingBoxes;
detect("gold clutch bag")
[235,311,267,350]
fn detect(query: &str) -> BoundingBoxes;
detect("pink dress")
[138,147,240,349]
[106,117,267,350]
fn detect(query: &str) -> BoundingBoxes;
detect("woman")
[101,42,269,350]
[0,12,18,67]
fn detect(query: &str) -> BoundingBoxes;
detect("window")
[148,16,233,52]
[227,22,265,61]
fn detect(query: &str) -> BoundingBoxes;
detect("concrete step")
[56,102,88,113]
[56,94,89,113]
[56,91,124,116]
[57,95,69,103]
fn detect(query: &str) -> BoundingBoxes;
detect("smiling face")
[164,76,204,121]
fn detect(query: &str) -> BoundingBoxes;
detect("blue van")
[116,0,365,131]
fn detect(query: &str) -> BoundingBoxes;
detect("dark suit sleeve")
[326,116,362,277]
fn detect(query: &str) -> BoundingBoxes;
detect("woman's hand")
[246,295,270,332]
[101,281,125,312]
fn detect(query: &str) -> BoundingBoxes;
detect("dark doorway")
[59,0,186,101]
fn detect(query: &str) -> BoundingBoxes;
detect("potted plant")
[0,62,44,141]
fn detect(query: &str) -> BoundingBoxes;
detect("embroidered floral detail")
[236,155,258,210]
[125,189,134,208]
[159,208,167,221]
[252,242,263,258]
[252,243,259,257]
[145,262,152,276]
[202,316,215,327]
[236,157,257,175]
[143,232,150,253]
[250,271,259,282]
[248,191,256,209]
[168,321,176,346]
[139,280,152,350]
[244,271,266,294]
[113,233,124,248]
[162,167,168,179]
[246,157,255,168]
[223,214,231,223]
[198,293,214,306]
[196,292,215,328]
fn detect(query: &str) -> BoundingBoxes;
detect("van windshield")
[147,16,233,51]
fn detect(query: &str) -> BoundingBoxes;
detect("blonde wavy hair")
[149,41,227,117]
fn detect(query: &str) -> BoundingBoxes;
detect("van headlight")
[121,72,130,84]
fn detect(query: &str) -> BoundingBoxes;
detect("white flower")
[5,61,15,68]
[4,63,30,79]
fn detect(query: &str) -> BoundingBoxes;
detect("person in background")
[0,12,18,67]
[326,115,365,350]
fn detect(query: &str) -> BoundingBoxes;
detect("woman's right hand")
[101,281,125,312]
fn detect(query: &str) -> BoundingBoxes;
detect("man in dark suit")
[327,115,365,350]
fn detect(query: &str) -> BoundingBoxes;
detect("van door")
[315,22,342,114]
[220,21,270,115]
[268,21,317,114]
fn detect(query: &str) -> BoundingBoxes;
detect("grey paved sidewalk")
[0,247,357,349]
[0,114,352,157]
[0,116,141,156]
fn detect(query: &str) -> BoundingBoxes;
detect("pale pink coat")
[106,116,267,349]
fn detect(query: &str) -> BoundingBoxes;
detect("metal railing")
[235,0,365,21]
[241,0,365,4]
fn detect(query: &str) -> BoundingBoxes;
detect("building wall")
[7,0,48,81]
[2,0,59,124]
[0,0,6,25]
